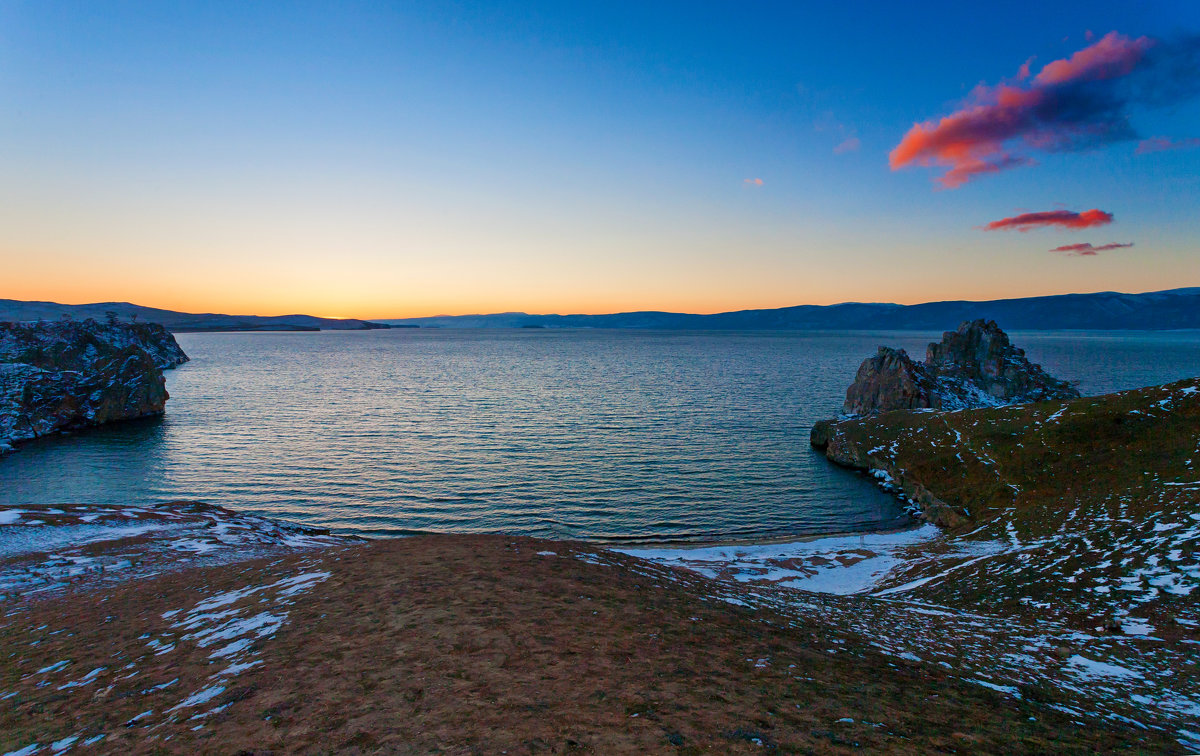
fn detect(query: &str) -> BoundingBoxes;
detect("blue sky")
[1,1,1197,316]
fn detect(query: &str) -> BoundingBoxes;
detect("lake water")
[2,328,1198,543]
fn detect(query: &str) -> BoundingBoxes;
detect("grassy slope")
[0,536,1171,755]
[805,378,1200,742]
[812,378,1200,621]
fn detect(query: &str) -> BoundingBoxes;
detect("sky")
[1,1,1198,317]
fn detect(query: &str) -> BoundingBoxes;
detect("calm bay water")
[2,328,1198,543]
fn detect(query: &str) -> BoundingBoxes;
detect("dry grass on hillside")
[1,535,1176,755]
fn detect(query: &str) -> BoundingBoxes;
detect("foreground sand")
[1,533,1176,754]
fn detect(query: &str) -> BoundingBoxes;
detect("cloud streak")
[890,32,1200,187]
[984,208,1113,231]
[743,178,764,186]
[1050,241,1133,256]
[833,136,861,154]
[1136,136,1200,154]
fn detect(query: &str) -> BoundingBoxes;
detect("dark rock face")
[843,320,1079,415]
[841,347,939,415]
[0,319,189,451]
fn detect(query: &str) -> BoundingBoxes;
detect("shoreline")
[0,500,929,600]
[601,518,926,551]
[332,515,923,550]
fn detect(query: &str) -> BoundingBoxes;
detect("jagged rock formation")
[0,319,189,452]
[842,320,1079,415]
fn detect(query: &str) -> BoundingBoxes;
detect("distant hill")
[379,288,1200,330]
[0,300,390,332]
[4,288,1197,332]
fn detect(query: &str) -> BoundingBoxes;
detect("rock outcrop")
[0,319,189,452]
[842,320,1079,415]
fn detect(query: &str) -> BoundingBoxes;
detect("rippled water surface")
[3,329,1198,542]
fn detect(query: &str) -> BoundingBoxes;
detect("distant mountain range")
[0,300,389,332]
[381,288,1200,331]
[2,287,1198,332]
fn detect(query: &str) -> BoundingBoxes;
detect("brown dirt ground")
[0,535,1180,754]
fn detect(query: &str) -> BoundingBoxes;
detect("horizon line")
[6,285,1198,323]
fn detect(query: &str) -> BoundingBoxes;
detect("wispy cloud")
[1015,57,1035,81]
[1050,241,1133,256]
[833,136,861,154]
[984,208,1113,231]
[890,32,1200,187]
[1136,136,1200,154]
[743,178,764,186]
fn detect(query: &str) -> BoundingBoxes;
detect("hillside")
[0,516,1171,754]
[787,378,1200,744]
[0,300,390,332]
[5,287,1199,333]
[380,287,1200,330]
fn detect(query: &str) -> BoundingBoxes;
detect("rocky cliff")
[842,319,1078,415]
[0,319,189,452]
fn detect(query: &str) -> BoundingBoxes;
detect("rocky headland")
[798,324,1199,746]
[0,319,189,453]
[837,319,1079,415]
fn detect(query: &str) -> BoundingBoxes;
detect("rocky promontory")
[0,319,189,452]
[841,319,1078,415]
[812,320,1080,527]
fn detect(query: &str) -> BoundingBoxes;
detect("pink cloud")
[984,208,1113,231]
[1032,31,1149,86]
[1015,57,1035,81]
[1136,136,1200,154]
[888,31,1200,187]
[743,178,764,186]
[833,136,861,154]
[1050,241,1133,256]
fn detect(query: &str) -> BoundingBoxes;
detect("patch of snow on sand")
[616,525,943,595]
[0,504,348,599]
[1067,655,1144,680]
[136,568,333,725]
[58,666,106,690]
[185,612,285,650]
[0,523,171,559]
[36,660,70,675]
[167,684,225,713]
[274,571,331,597]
